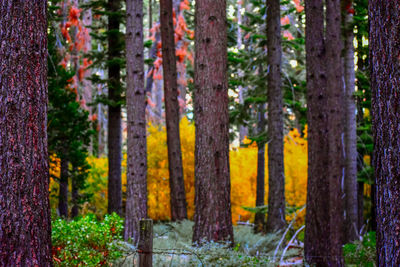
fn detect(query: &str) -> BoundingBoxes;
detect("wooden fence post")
[138,219,153,267]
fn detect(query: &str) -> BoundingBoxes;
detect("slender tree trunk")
[107,0,123,216]
[370,2,400,261]
[342,0,359,242]
[254,104,266,233]
[326,0,345,258]
[125,0,148,244]
[304,0,345,265]
[160,0,188,221]
[71,175,79,218]
[265,0,286,233]
[0,1,52,265]
[192,0,234,244]
[59,157,69,218]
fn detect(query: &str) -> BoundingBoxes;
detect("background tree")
[192,0,234,244]
[160,0,188,221]
[125,0,148,243]
[370,1,400,265]
[342,0,359,242]
[265,0,286,233]
[0,1,52,265]
[107,0,123,216]
[304,0,345,265]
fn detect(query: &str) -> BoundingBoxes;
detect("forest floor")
[114,220,304,267]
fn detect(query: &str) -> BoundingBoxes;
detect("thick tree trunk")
[107,0,123,216]
[59,157,69,218]
[343,0,359,243]
[369,2,400,265]
[304,0,345,265]
[192,0,234,244]
[160,0,188,221]
[254,104,266,233]
[265,0,286,233]
[0,1,52,265]
[125,0,148,244]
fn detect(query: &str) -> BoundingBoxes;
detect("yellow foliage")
[50,118,308,225]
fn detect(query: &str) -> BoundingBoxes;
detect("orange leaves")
[283,31,295,40]
[180,0,190,11]
[68,6,82,26]
[293,0,304,12]
[281,16,290,26]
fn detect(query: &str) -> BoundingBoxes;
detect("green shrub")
[343,232,376,267]
[52,213,124,266]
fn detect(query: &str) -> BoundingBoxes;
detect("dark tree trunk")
[160,0,188,221]
[342,0,359,242]
[0,1,52,265]
[370,2,400,265]
[107,0,123,216]
[254,104,266,233]
[304,0,345,265]
[71,176,79,218]
[265,0,286,233]
[59,157,69,218]
[125,0,148,244]
[192,0,234,244]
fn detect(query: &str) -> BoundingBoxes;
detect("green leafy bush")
[343,232,376,267]
[52,213,124,266]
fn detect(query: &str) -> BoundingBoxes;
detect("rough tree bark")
[304,0,345,265]
[59,157,69,218]
[342,0,359,243]
[254,104,266,233]
[0,1,52,265]
[160,0,188,221]
[124,0,148,244]
[265,0,286,233]
[107,0,123,216]
[370,2,400,265]
[192,0,234,244]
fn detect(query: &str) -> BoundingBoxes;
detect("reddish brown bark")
[192,0,234,245]
[107,0,123,216]
[0,1,52,265]
[160,0,188,221]
[124,0,148,244]
[370,1,400,265]
[304,0,345,265]
[265,0,286,233]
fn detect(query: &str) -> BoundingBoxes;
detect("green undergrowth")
[114,220,302,267]
[343,232,376,267]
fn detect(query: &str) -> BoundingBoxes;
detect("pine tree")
[304,0,345,265]
[160,0,188,221]
[370,1,400,265]
[192,0,234,244]
[125,0,148,243]
[0,1,52,265]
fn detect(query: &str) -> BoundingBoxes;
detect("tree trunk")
[71,175,79,218]
[125,0,148,244]
[254,104,266,233]
[107,0,123,216]
[369,2,400,265]
[304,0,345,265]
[59,157,69,218]
[192,0,234,244]
[265,0,286,233]
[0,1,52,265]
[343,0,359,243]
[160,0,188,221]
